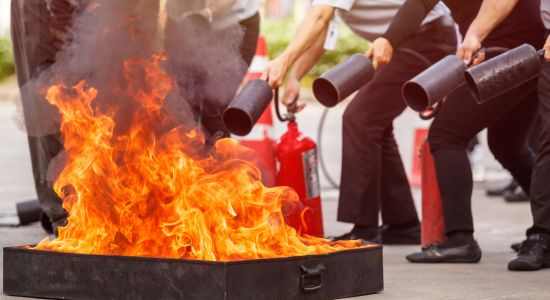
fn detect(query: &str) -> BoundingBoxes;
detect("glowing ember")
[34,54,363,261]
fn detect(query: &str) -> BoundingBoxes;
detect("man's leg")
[432,82,537,236]
[336,51,427,240]
[11,0,68,230]
[380,125,418,225]
[407,79,538,263]
[379,125,420,243]
[508,59,550,271]
[530,61,550,237]
[27,135,67,227]
[487,90,538,196]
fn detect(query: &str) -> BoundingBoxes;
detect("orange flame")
[34,54,364,261]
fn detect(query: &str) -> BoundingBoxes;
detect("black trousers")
[529,57,550,236]
[11,0,68,225]
[338,17,456,227]
[429,82,538,234]
[427,15,545,236]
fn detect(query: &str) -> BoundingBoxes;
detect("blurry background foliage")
[0,37,15,82]
[0,16,367,84]
[261,17,368,85]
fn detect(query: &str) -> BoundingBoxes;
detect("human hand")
[544,35,550,62]
[283,78,306,113]
[198,8,213,22]
[365,37,394,70]
[262,55,291,89]
[457,33,484,66]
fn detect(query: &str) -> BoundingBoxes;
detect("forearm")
[465,0,519,42]
[280,5,334,66]
[382,0,438,48]
[288,29,327,81]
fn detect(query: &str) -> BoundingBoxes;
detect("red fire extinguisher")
[274,91,324,237]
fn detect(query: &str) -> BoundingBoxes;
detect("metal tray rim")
[3,243,382,266]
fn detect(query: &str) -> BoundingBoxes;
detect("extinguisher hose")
[274,88,298,122]
[317,48,433,189]
[317,107,340,189]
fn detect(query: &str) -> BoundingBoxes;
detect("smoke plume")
[20,0,246,138]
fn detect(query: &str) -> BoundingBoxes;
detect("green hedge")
[0,38,15,82]
[261,17,368,85]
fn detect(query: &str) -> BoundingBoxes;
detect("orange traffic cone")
[245,36,269,81]
[410,128,428,187]
[237,36,277,186]
[420,140,447,247]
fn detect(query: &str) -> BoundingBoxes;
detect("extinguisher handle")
[287,98,299,113]
[274,88,296,123]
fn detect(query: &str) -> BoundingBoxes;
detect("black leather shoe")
[544,251,550,268]
[503,186,529,203]
[486,180,518,197]
[406,242,482,263]
[511,242,521,252]
[508,234,550,271]
[331,229,381,244]
[381,223,420,245]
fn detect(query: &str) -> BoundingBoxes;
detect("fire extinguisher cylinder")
[276,121,324,237]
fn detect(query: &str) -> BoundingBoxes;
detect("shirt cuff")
[311,0,354,12]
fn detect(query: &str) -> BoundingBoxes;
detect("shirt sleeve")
[311,0,355,12]
[382,0,440,47]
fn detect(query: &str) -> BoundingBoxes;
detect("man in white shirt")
[167,0,262,65]
[9,0,262,234]
[165,0,262,141]
[263,0,456,243]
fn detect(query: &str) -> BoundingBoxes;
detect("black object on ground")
[508,233,550,271]
[504,186,529,203]
[486,179,518,197]
[381,223,421,245]
[1,199,45,228]
[511,241,521,252]
[3,244,383,300]
[406,241,482,263]
[16,199,42,226]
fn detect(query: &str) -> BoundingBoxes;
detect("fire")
[34,54,363,261]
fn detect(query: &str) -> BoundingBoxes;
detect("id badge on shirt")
[324,14,340,51]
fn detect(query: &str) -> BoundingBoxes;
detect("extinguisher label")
[302,149,321,199]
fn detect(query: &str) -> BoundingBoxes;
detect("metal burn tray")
[3,244,383,300]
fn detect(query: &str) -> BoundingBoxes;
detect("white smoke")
[20,0,247,137]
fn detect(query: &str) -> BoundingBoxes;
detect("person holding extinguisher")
[510,0,550,271]
[10,0,261,236]
[164,0,262,143]
[263,1,457,244]
[369,0,544,264]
